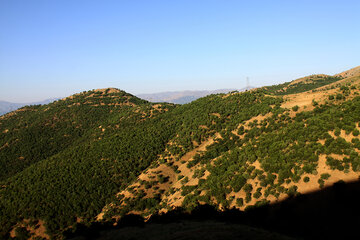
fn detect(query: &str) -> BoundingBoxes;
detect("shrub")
[236,198,244,207]
[334,128,341,136]
[336,93,344,100]
[318,179,325,188]
[157,174,169,184]
[253,191,262,199]
[320,173,331,180]
[353,129,360,137]
[287,185,298,196]
[15,227,31,240]
[292,105,299,112]
[181,176,189,184]
[144,182,152,189]
[303,176,310,182]
[232,175,247,192]
[292,174,301,183]
[243,183,253,193]
[245,193,252,203]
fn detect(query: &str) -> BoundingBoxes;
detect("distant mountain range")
[137,87,254,104]
[0,98,59,116]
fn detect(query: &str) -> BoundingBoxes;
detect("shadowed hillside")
[66,179,360,240]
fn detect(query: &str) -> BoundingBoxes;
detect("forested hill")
[0,88,160,180]
[0,88,178,238]
[1,67,360,239]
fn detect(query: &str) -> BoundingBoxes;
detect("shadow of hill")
[66,180,360,240]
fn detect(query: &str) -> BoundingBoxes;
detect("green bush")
[15,227,31,240]
[236,198,244,207]
[292,105,299,112]
[243,183,253,193]
[245,193,252,203]
[336,93,344,100]
[253,191,262,199]
[287,185,298,196]
[320,173,331,180]
[353,129,360,136]
[334,128,341,136]
[157,174,169,184]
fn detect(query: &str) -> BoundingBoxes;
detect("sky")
[0,0,359,102]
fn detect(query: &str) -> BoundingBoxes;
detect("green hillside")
[0,89,154,180]
[0,88,178,238]
[1,68,360,239]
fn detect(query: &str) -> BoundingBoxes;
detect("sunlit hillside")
[1,66,360,239]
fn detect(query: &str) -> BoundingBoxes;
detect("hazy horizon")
[0,86,246,104]
[1,0,359,102]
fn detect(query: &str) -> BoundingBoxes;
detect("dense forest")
[1,69,360,239]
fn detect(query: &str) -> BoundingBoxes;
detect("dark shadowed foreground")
[66,179,360,240]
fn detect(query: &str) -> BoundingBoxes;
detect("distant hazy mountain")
[0,98,59,116]
[0,101,23,116]
[137,87,254,104]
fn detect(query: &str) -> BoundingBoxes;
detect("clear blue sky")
[0,0,359,102]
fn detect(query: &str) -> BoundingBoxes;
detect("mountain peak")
[61,87,135,102]
[92,87,123,94]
